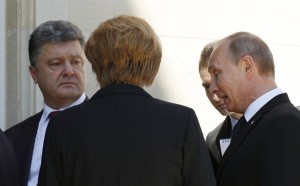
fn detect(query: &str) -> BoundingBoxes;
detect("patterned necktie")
[48,111,61,120]
[231,115,247,141]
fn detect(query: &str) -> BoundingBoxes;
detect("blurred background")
[1,0,300,137]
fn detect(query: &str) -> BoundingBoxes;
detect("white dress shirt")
[27,93,86,186]
[244,88,283,122]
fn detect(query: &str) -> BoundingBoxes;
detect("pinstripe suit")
[38,83,216,186]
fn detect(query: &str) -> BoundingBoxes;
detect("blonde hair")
[198,41,217,73]
[85,15,162,87]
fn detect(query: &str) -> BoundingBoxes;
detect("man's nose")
[62,61,74,76]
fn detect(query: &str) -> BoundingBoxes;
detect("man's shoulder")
[5,111,42,136]
[206,122,224,140]
[206,117,231,142]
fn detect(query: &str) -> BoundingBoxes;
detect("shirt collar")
[244,88,283,121]
[40,93,86,123]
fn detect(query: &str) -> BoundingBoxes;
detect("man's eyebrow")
[208,62,217,72]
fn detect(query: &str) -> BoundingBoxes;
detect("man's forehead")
[208,41,228,70]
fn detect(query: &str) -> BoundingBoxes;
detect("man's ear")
[29,65,38,84]
[241,55,255,78]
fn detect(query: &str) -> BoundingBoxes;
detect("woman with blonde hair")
[38,15,215,186]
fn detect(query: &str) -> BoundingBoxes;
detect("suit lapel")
[217,116,232,140]
[216,93,291,183]
[215,117,232,157]
[21,112,42,185]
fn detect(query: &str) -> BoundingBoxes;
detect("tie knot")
[48,111,61,119]
[231,115,247,141]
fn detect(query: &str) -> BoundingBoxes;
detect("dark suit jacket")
[0,129,19,186]
[38,84,216,186]
[5,112,42,186]
[5,96,88,186]
[206,116,231,175]
[217,93,300,186]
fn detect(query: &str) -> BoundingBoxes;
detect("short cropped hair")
[85,15,162,87]
[224,32,275,77]
[28,20,85,66]
[198,41,217,73]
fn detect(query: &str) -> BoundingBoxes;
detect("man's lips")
[59,82,77,86]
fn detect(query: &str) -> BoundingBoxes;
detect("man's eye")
[50,62,60,67]
[72,60,82,66]
[213,71,220,78]
[202,84,210,90]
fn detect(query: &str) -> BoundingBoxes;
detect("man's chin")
[225,106,236,113]
[58,90,82,98]
[220,110,229,116]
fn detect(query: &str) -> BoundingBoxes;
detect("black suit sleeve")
[182,110,216,186]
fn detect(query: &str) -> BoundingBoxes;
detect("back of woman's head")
[85,15,162,88]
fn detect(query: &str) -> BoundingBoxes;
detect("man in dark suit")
[0,128,18,186]
[5,20,88,186]
[198,41,242,174]
[38,15,216,186]
[208,31,300,186]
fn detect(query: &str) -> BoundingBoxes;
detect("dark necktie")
[48,111,61,120]
[231,115,247,141]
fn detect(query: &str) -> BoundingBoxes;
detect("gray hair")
[28,20,85,66]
